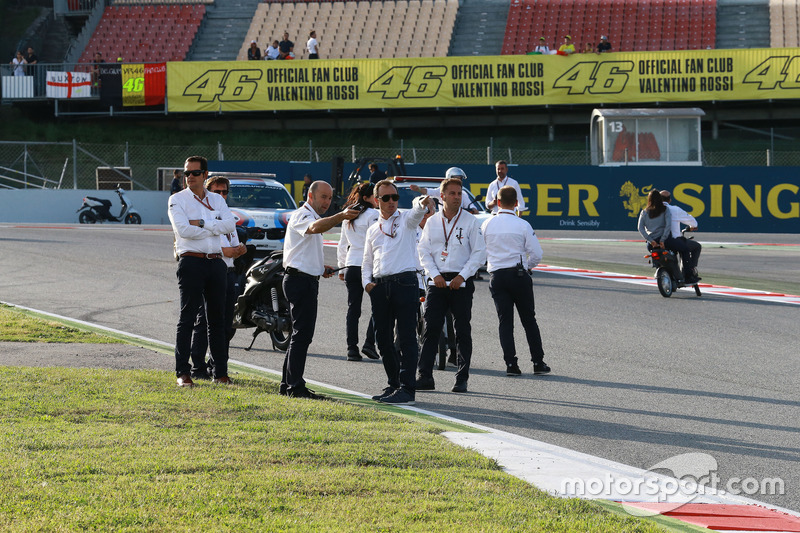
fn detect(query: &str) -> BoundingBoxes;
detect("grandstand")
[76,2,206,64]
[64,0,800,67]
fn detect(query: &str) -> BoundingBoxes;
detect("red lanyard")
[441,209,462,251]
[379,215,396,238]
[194,194,213,211]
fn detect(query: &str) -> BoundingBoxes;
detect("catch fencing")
[1,140,799,190]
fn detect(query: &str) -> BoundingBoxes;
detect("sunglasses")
[379,194,400,202]
[184,169,205,177]
[211,189,229,196]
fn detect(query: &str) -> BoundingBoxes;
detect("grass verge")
[0,367,665,532]
[0,304,123,343]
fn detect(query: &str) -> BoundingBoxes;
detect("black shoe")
[533,362,551,375]
[371,387,395,401]
[451,380,468,393]
[361,345,380,360]
[279,383,288,396]
[379,389,416,405]
[287,387,326,400]
[506,364,522,376]
[346,348,362,362]
[416,376,435,390]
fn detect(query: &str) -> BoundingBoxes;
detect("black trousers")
[190,268,240,375]
[281,273,319,392]
[344,266,375,351]
[488,268,545,366]
[664,235,702,273]
[417,277,475,383]
[174,256,228,377]
[369,272,419,393]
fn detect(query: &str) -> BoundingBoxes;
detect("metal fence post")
[73,139,78,189]
[309,140,312,162]
[766,149,771,167]
[218,141,224,161]
[124,141,129,167]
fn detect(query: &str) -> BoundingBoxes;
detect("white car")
[221,174,297,256]
[391,176,492,226]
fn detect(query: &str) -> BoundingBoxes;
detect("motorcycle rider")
[661,190,701,283]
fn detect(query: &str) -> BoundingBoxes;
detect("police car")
[219,173,297,256]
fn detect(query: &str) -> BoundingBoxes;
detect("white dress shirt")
[418,209,486,280]
[486,176,526,214]
[337,207,379,268]
[283,203,324,276]
[169,188,236,255]
[362,197,428,288]
[665,202,697,238]
[307,37,318,55]
[481,208,543,272]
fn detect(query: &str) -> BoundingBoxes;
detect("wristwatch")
[198,219,204,228]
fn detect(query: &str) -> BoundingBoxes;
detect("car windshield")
[397,184,485,212]
[227,184,295,209]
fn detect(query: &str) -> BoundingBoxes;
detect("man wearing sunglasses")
[188,175,248,380]
[363,180,435,406]
[168,156,236,388]
[282,181,360,399]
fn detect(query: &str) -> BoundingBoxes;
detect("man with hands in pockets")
[481,186,551,377]
[363,180,435,406]
[416,177,486,393]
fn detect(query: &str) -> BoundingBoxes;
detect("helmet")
[445,167,467,181]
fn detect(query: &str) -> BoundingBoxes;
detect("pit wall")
[1,163,797,233]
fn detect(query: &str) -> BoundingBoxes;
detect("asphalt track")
[1,223,798,512]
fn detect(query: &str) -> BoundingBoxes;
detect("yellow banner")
[167,48,800,113]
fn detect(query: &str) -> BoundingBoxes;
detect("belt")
[285,266,320,280]
[374,271,416,284]
[440,272,461,281]
[181,252,223,259]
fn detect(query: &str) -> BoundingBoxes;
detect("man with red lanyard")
[281,181,359,399]
[416,177,486,393]
[363,180,434,405]
[481,186,551,377]
[168,156,236,387]
[485,160,526,215]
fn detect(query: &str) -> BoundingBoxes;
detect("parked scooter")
[77,185,141,224]
[232,250,292,351]
[645,229,702,298]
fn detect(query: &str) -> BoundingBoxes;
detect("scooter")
[232,250,292,351]
[645,229,701,298]
[77,185,142,224]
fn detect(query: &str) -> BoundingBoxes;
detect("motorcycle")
[232,250,292,351]
[645,229,702,298]
[77,185,141,224]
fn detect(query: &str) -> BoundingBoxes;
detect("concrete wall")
[0,190,171,224]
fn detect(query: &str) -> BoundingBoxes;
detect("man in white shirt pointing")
[363,180,435,405]
[281,181,359,399]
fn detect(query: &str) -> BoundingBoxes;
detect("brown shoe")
[177,374,194,388]
[213,376,233,385]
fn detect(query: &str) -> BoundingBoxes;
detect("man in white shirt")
[168,156,236,387]
[482,186,551,377]
[661,189,702,282]
[306,30,319,59]
[363,180,434,405]
[416,177,486,393]
[265,40,280,60]
[485,160,526,214]
[282,181,359,399]
[533,37,550,54]
[189,176,247,380]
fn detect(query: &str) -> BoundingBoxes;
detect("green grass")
[0,304,123,343]
[0,367,665,532]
